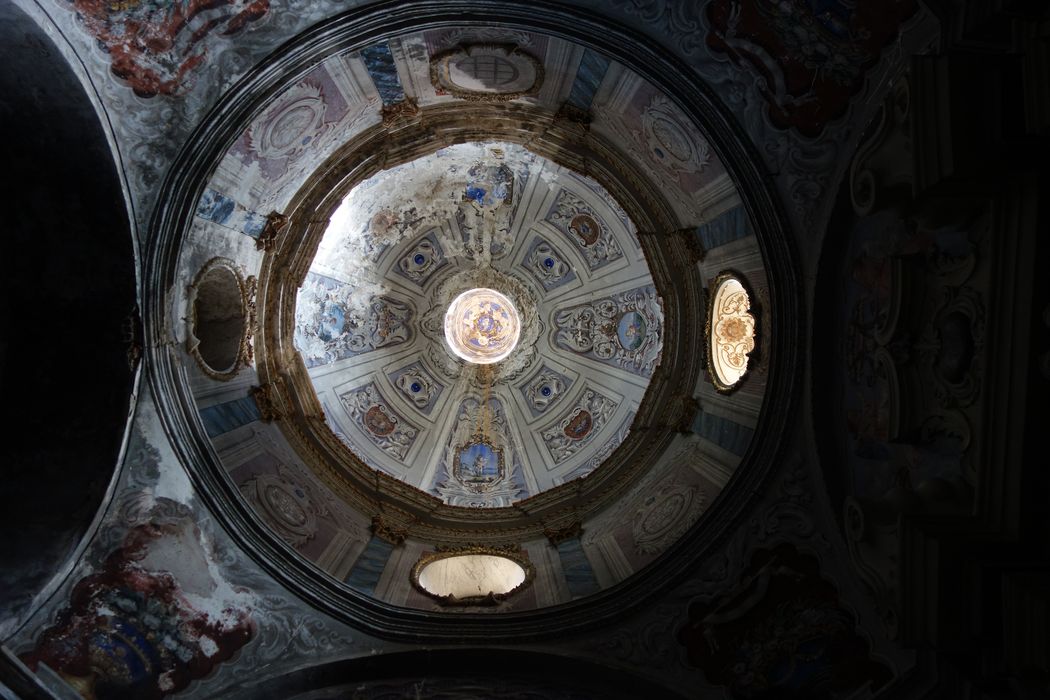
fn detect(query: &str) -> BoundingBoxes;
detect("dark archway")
[209,648,688,699]
[0,3,139,636]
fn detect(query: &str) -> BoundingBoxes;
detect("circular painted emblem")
[649,115,692,163]
[569,214,600,246]
[443,288,522,364]
[253,90,327,159]
[616,311,647,351]
[364,405,396,436]
[269,105,317,151]
[265,485,308,527]
[318,302,344,342]
[563,409,593,440]
[632,483,705,555]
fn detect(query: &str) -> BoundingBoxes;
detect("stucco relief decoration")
[430,44,544,102]
[389,362,444,414]
[19,503,254,698]
[641,94,712,177]
[522,237,575,291]
[546,191,624,270]
[248,82,329,161]
[632,481,707,555]
[394,232,448,286]
[68,0,269,97]
[553,285,663,377]
[434,398,523,507]
[521,366,573,416]
[339,383,419,462]
[707,0,919,136]
[564,413,635,482]
[541,388,618,464]
[294,273,413,367]
[707,273,756,391]
[239,468,323,547]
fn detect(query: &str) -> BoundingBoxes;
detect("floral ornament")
[708,273,756,391]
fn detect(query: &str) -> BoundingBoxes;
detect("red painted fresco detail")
[707,0,918,136]
[679,543,891,698]
[70,0,270,97]
[20,503,254,698]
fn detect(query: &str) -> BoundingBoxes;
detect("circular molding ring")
[143,0,802,642]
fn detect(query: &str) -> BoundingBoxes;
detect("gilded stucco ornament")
[706,271,757,392]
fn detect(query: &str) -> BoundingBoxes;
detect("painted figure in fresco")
[456,441,501,485]
[20,503,254,699]
[71,0,270,97]
[679,544,890,699]
[706,0,918,134]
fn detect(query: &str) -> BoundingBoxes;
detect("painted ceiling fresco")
[204,29,732,226]
[295,142,661,507]
[172,22,766,613]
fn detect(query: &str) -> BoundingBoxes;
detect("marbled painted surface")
[556,538,600,599]
[344,536,394,595]
[695,204,752,251]
[200,396,261,437]
[360,42,406,105]
[566,48,610,111]
[691,411,755,458]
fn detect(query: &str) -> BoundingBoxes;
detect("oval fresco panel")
[364,405,396,436]
[617,311,647,351]
[563,409,593,440]
[569,213,600,246]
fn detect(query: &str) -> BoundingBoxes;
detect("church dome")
[162,18,780,620]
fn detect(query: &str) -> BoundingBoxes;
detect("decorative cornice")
[371,515,409,546]
[256,211,288,252]
[543,520,583,546]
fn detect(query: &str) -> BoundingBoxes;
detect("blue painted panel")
[696,205,752,251]
[556,538,600,599]
[360,42,405,106]
[692,410,754,457]
[199,396,261,437]
[345,536,394,594]
[196,188,267,239]
[566,49,610,111]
